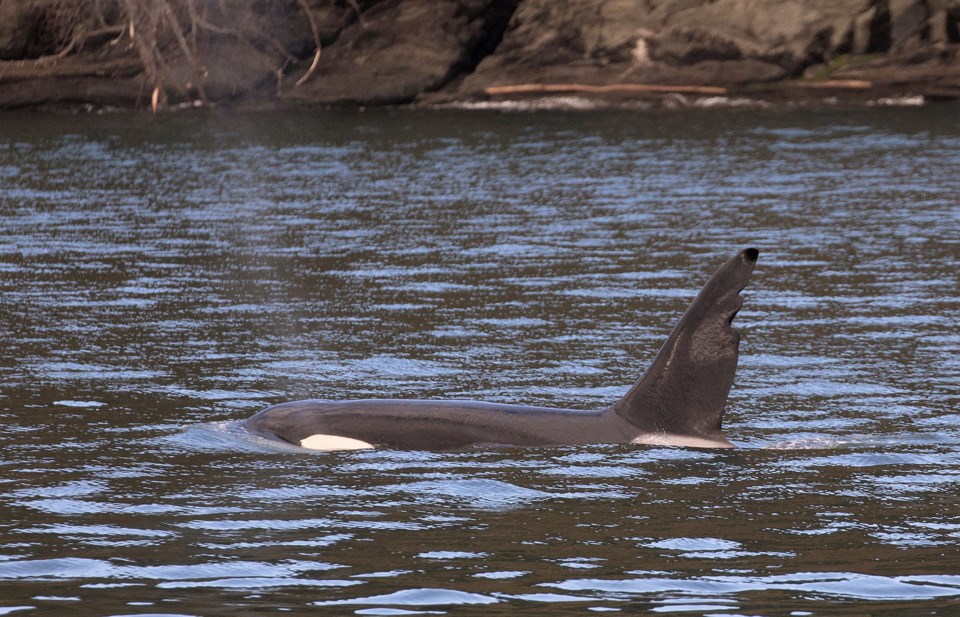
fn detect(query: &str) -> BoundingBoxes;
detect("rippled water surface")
[1,107,958,616]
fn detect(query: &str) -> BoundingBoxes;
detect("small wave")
[417,551,488,560]
[386,478,550,509]
[157,577,360,589]
[436,97,612,112]
[693,96,771,108]
[161,420,298,454]
[312,587,501,607]
[868,96,925,107]
[18,523,174,539]
[53,400,106,408]
[545,571,960,600]
[645,537,742,552]
[0,557,338,582]
[753,433,950,451]
[642,537,794,560]
[763,436,872,450]
[19,498,246,517]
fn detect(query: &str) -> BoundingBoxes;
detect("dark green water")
[0,106,958,616]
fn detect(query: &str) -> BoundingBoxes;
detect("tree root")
[2,0,354,111]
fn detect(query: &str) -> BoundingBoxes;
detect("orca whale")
[244,248,759,451]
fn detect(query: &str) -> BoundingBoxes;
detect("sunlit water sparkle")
[1,107,958,615]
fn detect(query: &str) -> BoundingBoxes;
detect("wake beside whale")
[244,248,759,451]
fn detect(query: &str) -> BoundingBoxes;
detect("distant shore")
[1,0,957,112]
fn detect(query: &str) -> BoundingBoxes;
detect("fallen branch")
[484,83,728,96]
[0,57,142,81]
[792,79,873,89]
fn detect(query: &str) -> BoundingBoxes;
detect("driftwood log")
[484,83,729,96]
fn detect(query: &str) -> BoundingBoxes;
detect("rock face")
[455,0,960,97]
[0,0,51,60]
[283,0,518,105]
[0,0,958,110]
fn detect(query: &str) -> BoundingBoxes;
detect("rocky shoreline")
[1,0,958,112]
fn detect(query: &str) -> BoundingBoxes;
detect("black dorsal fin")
[610,248,758,443]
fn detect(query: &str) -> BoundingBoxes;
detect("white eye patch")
[631,433,734,448]
[299,434,375,451]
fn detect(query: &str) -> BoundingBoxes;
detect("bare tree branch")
[7,0,365,111]
[294,0,322,87]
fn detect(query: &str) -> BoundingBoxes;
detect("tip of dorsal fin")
[612,248,759,442]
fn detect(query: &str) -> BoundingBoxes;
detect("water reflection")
[1,107,959,615]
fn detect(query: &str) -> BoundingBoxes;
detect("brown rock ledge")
[0,0,957,111]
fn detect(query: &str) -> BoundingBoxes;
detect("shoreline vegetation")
[0,0,958,113]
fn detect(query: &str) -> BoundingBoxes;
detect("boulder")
[889,0,931,52]
[283,0,517,105]
[2,0,960,108]
[0,0,51,59]
[164,1,322,103]
[457,0,885,94]
[652,0,878,69]
[897,0,960,46]
[926,1,960,44]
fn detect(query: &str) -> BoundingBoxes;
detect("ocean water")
[0,105,958,615]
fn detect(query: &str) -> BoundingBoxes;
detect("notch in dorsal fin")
[611,248,759,445]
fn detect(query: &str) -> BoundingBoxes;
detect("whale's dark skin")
[245,248,759,451]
